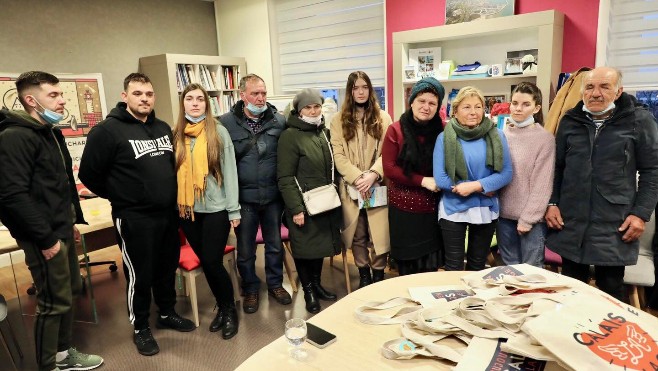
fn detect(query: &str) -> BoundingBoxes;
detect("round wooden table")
[236,271,467,370]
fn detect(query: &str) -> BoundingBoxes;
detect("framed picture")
[483,94,507,114]
[446,0,514,25]
[507,49,539,74]
[504,58,523,75]
[408,47,441,79]
[404,65,417,81]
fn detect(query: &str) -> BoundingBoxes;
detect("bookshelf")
[392,10,564,121]
[139,54,246,126]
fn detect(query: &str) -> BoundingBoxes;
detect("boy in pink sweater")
[498,82,555,266]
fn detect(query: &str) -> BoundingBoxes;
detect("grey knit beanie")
[293,88,323,112]
[408,77,445,107]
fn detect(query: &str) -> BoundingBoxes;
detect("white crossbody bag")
[294,131,341,216]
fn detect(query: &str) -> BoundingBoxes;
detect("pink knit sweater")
[499,123,555,229]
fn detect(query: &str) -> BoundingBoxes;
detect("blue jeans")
[496,218,546,267]
[236,201,284,293]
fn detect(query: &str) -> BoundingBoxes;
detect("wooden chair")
[624,211,655,309]
[177,229,240,328]
[329,246,352,294]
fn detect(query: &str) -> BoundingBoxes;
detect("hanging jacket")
[544,67,592,134]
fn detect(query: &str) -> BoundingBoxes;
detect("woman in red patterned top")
[382,77,445,275]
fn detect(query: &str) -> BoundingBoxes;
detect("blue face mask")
[34,99,63,125]
[246,102,268,116]
[185,113,206,123]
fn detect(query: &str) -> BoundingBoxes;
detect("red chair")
[544,246,562,272]
[177,229,240,328]
[254,225,298,292]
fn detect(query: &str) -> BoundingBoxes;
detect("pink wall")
[386,0,599,115]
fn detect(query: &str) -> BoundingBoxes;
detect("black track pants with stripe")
[114,211,179,330]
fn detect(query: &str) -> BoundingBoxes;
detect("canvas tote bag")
[294,130,341,216]
[523,291,658,371]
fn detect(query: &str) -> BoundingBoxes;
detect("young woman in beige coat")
[331,71,392,288]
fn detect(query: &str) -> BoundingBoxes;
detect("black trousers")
[396,250,441,276]
[561,257,626,301]
[114,211,180,330]
[440,219,496,271]
[179,211,235,307]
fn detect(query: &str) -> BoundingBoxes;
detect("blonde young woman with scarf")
[174,83,241,340]
[433,86,513,272]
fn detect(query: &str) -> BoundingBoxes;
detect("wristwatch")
[547,203,558,207]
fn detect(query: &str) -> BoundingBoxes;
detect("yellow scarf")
[177,120,208,220]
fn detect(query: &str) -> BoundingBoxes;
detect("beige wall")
[0,0,218,109]
[214,0,275,92]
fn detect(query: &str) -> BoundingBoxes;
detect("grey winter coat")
[547,92,658,265]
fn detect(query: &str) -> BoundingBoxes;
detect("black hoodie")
[79,102,176,217]
[0,109,85,249]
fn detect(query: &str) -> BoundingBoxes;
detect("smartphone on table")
[305,322,337,348]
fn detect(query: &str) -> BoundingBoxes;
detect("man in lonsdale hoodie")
[0,71,104,371]
[79,73,194,357]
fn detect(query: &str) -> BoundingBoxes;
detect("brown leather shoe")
[242,292,259,314]
[268,287,292,305]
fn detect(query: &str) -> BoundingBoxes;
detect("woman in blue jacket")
[174,83,241,339]
[433,86,512,271]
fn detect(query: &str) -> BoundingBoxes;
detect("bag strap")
[322,130,335,184]
[294,129,334,194]
[367,138,380,169]
[354,297,422,325]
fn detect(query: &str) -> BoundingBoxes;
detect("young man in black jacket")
[0,71,104,371]
[79,73,194,357]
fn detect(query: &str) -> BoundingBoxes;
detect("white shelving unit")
[392,10,564,120]
[139,53,247,126]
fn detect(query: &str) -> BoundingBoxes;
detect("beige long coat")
[330,110,393,255]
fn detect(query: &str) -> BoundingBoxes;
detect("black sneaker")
[133,328,159,356]
[156,312,196,332]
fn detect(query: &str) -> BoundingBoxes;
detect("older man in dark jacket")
[545,66,658,300]
[220,74,291,314]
